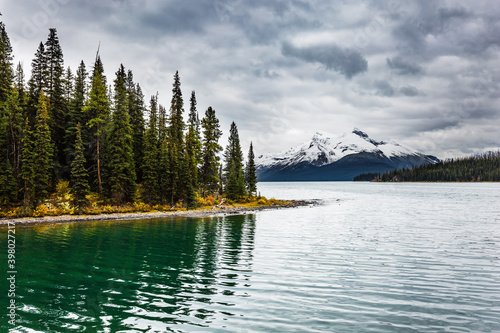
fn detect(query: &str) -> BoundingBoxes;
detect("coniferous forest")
[354,152,500,182]
[0,22,258,216]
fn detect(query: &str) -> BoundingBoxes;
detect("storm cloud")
[1,0,499,159]
[281,42,368,79]
[386,56,422,75]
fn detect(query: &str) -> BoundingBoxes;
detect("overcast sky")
[2,0,499,158]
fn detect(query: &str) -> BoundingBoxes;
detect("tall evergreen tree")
[2,88,23,201]
[200,106,222,196]
[84,55,109,194]
[184,91,202,207]
[21,117,35,210]
[166,71,185,205]
[126,70,145,183]
[14,62,26,98]
[157,104,169,204]
[245,142,257,196]
[22,91,54,209]
[64,66,73,101]
[107,64,136,203]
[27,42,46,122]
[70,123,89,214]
[0,96,17,204]
[0,20,13,104]
[44,28,67,180]
[224,121,245,200]
[142,95,160,205]
[65,61,87,161]
[0,20,18,203]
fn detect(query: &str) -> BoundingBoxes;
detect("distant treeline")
[354,152,500,182]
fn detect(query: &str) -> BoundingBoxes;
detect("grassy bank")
[0,181,300,219]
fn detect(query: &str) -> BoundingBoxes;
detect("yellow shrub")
[56,181,70,199]
[101,205,115,214]
[134,202,151,212]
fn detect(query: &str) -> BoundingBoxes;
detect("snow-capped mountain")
[256,128,440,181]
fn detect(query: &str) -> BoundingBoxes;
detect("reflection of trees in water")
[9,216,257,331]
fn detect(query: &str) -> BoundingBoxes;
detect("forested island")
[354,152,500,182]
[0,22,267,218]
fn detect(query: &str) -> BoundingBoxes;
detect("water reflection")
[2,214,256,332]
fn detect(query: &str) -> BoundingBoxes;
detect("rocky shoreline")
[0,200,318,226]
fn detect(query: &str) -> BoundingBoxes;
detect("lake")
[1,182,500,332]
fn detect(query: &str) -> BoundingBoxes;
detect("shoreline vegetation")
[0,198,317,226]
[1,23,262,216]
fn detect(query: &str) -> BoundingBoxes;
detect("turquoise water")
[1,182,500,332]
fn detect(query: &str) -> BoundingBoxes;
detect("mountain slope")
[256,129,440,181]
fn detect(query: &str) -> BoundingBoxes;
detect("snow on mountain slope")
[257,128,433,168]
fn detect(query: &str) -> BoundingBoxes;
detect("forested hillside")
[354,152,500,182]
[0,21,257,216]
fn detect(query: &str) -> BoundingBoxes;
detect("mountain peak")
[352,128,369,139]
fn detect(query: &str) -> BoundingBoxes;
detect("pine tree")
[0,20,18,203]
[27,42,46,122]
[22,91,54,209]
[0,20,13,104]
[0,95,17,204]
[126,70,145,183]
[70,123,89,213]
[21,117,35,210]
[184,91,202,208]
[84,55,109,194]
[2,88,23,202]
[64,66,73,101]
[166,71,185,205]
[107,64,136,204]
[224,121,245,200]
[44,28,67,180]
[200,106,222,196]
[65,61,87,161]
[142,95,160,205]
[158,104,169,203]
[245,142,257,196]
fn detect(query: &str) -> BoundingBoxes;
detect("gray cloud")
[399,85,419,97]
[386,56,422,75]
[281,42,368,79]
[1,0,499,159]
[374,80,394,97]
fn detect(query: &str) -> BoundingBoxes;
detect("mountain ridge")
[256,129,440,181]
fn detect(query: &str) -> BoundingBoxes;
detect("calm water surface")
[1,182,500,332]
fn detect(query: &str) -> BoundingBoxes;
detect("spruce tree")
[184,91,202,208]
[245,142,257,196]
[70,123,89,213]
[22,91,54,209]
[84,55,109,194]
[0,96,17,204]
[200,106,222,196]
[126,70,145,183]
[107,64,136,203]
[44,28,68,179]
[21,117,35,210]
[166,71,185,205]
[158,104,169,203]
[27,42,46,122]
[2,88,23,202]
[65,61,87,161]
[142,95,160,205]
[224,121,245,200]
[0,20,13,104]
[0,21,19,203]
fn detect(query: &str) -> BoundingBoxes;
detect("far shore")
[0,200,318,227]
